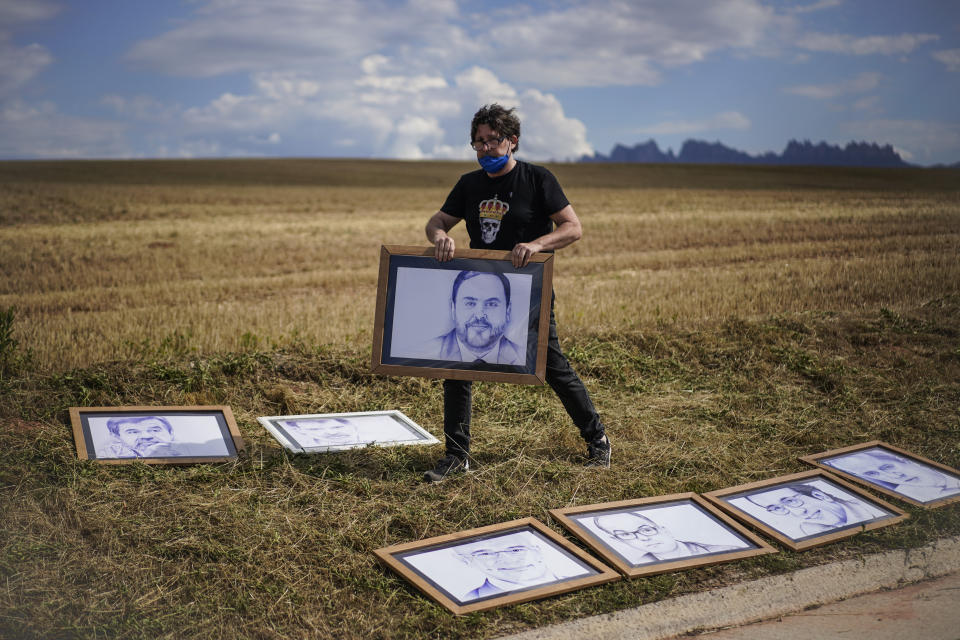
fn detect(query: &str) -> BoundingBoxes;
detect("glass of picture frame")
[257,410,439,453]
[704,470,908,551]
[373,517,619,614]
[69,406,243,464]
[550,493,776,578]
[371,245,553,385]
[800,440,960,508]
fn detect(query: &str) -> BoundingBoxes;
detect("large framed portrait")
[373,517,619,615]
[69,406,243,464]
[549,493,776,578]
[703,470,908,551]
[257,410,439,453]
[371,245,553,385]
[800,441,960,509]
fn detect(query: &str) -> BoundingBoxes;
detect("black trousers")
[442,301,605,458]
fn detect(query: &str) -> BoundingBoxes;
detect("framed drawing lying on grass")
[371,245,553,385]
[70,406,243,464]
[257,410,439,453]
[549,493,776,578]
[800,441,960,508]
[373,517,619,615]
[704,470,908,551]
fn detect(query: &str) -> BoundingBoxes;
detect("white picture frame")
[257,410,439,453]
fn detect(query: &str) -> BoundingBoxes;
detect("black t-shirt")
[440,160,570,250]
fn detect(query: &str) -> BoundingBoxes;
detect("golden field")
[2,159,958,371]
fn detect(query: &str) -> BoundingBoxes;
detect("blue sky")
[1,0,958,164]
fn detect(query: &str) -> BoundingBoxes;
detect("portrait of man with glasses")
[451,532,583,601]
[587,509,742,565]
[423,103,610,482]
[739,481,888,538]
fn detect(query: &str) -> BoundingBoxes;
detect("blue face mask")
[478,152,510,174]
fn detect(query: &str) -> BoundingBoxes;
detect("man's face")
[748,487,846,529]
[832,452,947,489]
[462,538,548,585]
[116,418,173,453]
[453,274,510,352]
[287,419,358,446]
[473,123,511,158]
[594,513,679,555]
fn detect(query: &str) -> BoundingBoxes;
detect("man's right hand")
[425,210,462,262]
[435,235,455,262]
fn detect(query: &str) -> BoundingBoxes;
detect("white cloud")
[636,111,751,136]
[487,0,779,87]
[361,54,389,76]
[0,2,58,99]
[515,89,593,161]
[172,139,224,159]
[892,146,913,161]
[125,0,470,79]
[932,49,960,72]
[787,0,842,13]
[852,95,880,112]
[0,100,128,158]
[843,118,960,165]
[0,1,60,26]
[388,116,443,159]
[124,0,787,89]
[356,74,448,94]
[0,37,52,98]
[253,72,322,102]
[783,71,881,99]
[454,67,518,106]
[101,94,176,121]
[796,32,939,55]
[132,58,588,161]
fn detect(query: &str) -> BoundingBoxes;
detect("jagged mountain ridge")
[581,139,915,167]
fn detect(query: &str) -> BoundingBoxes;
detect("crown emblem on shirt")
[478,195,509,220]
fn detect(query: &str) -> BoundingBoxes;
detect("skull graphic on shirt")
[478,195,508,245]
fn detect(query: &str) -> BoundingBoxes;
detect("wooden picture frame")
[69,406,244,465]
[703,470,908,551]
[257,410,439,453]
[371,245,553,385]
[373,517,619,615]
[800,441,960,508]
[549,493,776,578]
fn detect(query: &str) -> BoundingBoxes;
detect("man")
[592,511,738,564]
[825,449,960,502]
[282,417,359,448]
[453,535,561,601]
[106,415,185,458]
[423,103,610,482]
[744,483,878,536]
[429,270,523,365]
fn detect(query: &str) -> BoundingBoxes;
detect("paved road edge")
[498,536,960,640]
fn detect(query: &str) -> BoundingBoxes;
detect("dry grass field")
[1,159,959,639]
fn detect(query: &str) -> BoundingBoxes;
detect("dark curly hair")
[471,103,521,153]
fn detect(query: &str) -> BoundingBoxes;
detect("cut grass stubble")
[1,159,959,639]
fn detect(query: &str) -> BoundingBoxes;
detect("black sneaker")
[585,435,611,468]
[423,454,470,483]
